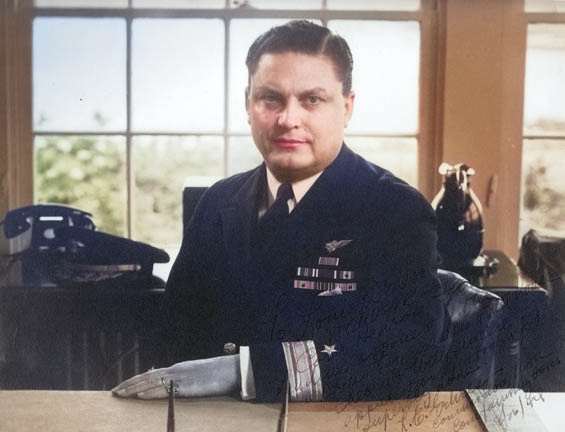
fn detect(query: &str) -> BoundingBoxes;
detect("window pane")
[521,139,565,237]
[131,135,224,247]
[228,136,264,175]
[327,0,420,11]
[34,135,127,236]
[346,137,418,186]
[35,0,127,8]
[133,0,224,8]
[228,19,290,133]
[33,18,126,132]
[228,0,322,9]
[132,19,224,133]
[329,20,420,134]
[525,0,565,12]
[524,24,565,135]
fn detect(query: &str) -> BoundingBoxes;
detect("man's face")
[246,52,355,183]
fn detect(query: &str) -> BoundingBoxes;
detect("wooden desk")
[477,250,542,291]
[0,390,563,432]
[442,249,542,290]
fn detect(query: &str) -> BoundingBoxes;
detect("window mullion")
[126,12,133,238]
[224,17,230,178]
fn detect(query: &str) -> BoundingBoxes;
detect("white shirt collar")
[265,168,323,210]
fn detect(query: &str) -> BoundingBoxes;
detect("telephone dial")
[3,204,95,250]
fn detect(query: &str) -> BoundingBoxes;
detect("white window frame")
[29,0,441,239]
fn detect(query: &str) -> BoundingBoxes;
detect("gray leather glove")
[111,355,241,399]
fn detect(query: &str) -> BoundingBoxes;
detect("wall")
[0,0,34,228]
[440,0,526,259]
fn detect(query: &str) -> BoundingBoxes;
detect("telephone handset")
[2,204,95,250]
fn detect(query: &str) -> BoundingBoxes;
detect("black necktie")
[261,183,294,223]
[255,183,294,243]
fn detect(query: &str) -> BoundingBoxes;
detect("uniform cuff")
[239,346,256,400]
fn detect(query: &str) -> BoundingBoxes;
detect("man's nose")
[277,100,301,128]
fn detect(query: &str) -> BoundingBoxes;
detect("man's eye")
[260,94,280,104]
[306,95,322,105]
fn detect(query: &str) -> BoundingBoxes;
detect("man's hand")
[111,355,241,399]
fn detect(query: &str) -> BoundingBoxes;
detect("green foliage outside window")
[34,134,225,249]
[131,136,224,247]
[34,135,127,236]
[522,161,565,234]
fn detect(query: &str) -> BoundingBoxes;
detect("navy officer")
[112,20,449,403]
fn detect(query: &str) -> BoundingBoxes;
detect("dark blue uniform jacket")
[163,145,450,402]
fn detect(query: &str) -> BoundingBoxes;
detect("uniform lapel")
[260,146,356,256]
[292,145,355,227]
[220,166,265,267]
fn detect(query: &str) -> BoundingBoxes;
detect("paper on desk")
[532,392,565,432]
[465,388,549,432]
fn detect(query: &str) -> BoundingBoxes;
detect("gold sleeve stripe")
[281,340,322,402]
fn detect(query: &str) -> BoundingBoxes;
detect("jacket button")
[223,342,237,355]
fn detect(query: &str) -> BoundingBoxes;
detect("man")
[113,20,449,403]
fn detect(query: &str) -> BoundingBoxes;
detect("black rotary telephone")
[1,204,169,285]
[2,204,95,251]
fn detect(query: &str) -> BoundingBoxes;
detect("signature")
[470,389,545,432]
[337,389,546,432]
[340,392,473,432]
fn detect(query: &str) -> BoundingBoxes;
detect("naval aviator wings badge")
[325,239,352,253]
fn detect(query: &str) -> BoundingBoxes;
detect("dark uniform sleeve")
[156,187,226,366]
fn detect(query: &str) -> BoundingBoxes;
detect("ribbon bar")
[293,279,357,292]
[296,267,354,280]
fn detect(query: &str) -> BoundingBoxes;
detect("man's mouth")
[272,138,307,149]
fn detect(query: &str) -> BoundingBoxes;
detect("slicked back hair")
[246,20,354,96]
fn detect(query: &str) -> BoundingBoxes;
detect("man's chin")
[267,162,320,182]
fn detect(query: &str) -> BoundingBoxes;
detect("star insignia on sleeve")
[321,344,338,357]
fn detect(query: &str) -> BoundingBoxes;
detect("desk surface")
[0,391,279,432]
[478,250,541,290]
[439,250,544,292]
[1,390,564,432]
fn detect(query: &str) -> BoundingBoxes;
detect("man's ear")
[245,86,251,124]
[344,91,355,127]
